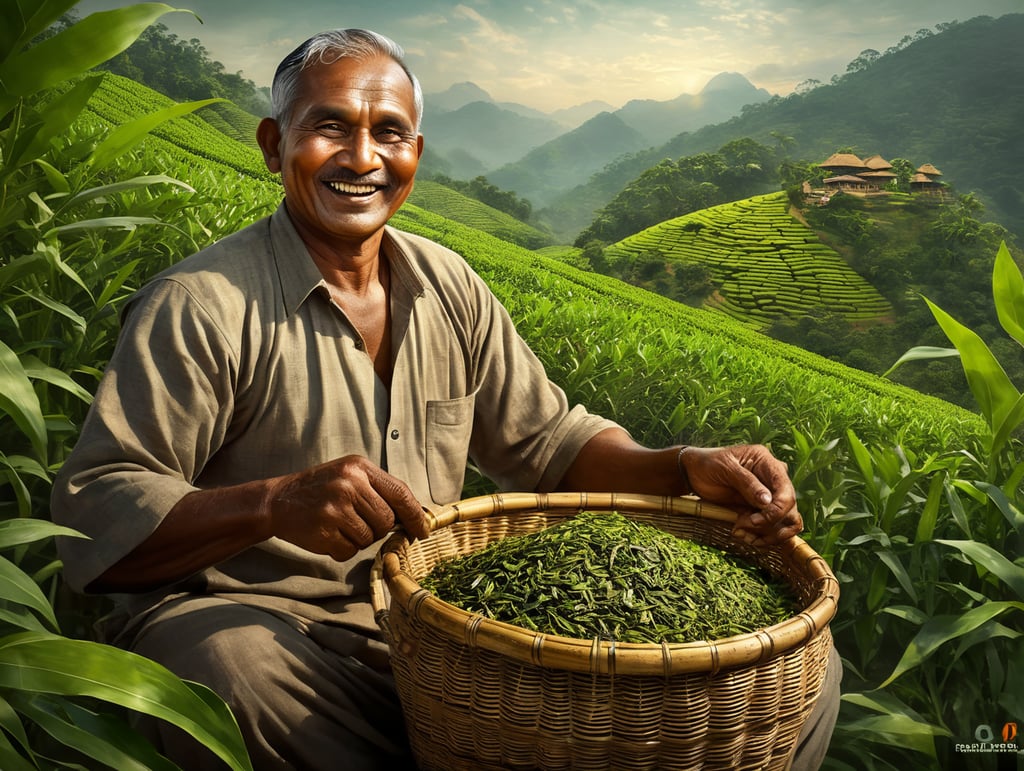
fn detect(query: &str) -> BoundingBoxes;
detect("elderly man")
[52,28,838,771]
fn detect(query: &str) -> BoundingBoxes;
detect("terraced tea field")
[406,180,553,249]
[606,192,893,327]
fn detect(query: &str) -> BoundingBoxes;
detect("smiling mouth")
[325,180,380,196]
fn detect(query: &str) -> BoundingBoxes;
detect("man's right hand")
[89,455,429,593]
[264,455,430,560]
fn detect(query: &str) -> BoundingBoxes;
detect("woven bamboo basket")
[370,492,838,771]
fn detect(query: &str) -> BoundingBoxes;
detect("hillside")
[546,13,1024,243]
[406,181,554,249]
[605,192,892,326]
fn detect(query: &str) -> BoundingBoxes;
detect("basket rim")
[371,492,839,676]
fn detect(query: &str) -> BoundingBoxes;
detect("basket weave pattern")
[371,492,838,770]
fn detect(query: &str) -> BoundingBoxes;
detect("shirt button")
[390,429,400,440]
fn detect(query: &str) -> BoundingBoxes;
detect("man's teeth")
[327,181,376,194]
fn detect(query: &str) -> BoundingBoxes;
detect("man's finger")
[365,465,430,539]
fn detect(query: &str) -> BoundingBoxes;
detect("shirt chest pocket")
[425,391,477,505]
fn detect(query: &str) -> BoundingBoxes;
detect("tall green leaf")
[993,241,1024,347]
[0,633,253,771]
[0,556,59,631]
[11,692,179,771]
[0,0,81,63]
[923,296,1019,432]
[936,539,1024,599]
[0,339,47,461]
[88,97,226,171]
[0,4,193,113]
[881,601,1024,686]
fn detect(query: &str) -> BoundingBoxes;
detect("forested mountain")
[420,100,565,175]
[615,72,771,147]
[487,112,650,211]
[542,13,1024,243]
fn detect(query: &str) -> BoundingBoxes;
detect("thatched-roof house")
[814,153,947,197]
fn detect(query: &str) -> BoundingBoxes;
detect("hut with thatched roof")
[911,164,946,195]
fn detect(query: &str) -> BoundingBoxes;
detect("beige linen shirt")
[52,202,616,640]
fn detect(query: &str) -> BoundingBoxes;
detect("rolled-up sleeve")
[51,279,237,592]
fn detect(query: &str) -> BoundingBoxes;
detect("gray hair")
[271,29,423,131]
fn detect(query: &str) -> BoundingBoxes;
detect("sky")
[73,0,1021,113]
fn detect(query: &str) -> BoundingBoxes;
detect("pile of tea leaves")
[421,512,797,643]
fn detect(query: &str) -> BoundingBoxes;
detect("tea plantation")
[606,193,893,327]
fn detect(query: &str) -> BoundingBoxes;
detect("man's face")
[259,55,423,252]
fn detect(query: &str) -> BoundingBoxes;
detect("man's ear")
[256,118,283,173]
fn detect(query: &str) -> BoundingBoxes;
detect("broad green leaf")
[49,216,162,236]
[836,713,943,758]
[881,601,1024,686]
[34,158,70,194]
[20,355,93,405]
[973,481,1024,533]
[0,0,81,62]
[63,174,195,209]
[0,339,47,461]
[882,346,960,378]
[993,241,1024,347]
[13,287,87,334]
[990,390,1024,458]
[4,76,104,173]
[0,5,193,112]
[0,518,85,549]
[0,728,35,771]
[0,605,49,633]
[876,550,917,603]
[11,692,178,771]
[936,539,1024,599]
[0,694,34,769]
[0,633,253,771]
[96,258,142,310]
[914,473,944,544]
[0,557,59,630]
[0,250,48,290]
[88,97,226,171]
[924,296,1019,432]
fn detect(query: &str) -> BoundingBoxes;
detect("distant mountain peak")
[428,81,493,112]
[701,72,758,93]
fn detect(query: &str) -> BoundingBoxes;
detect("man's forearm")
[556,428,687,496]
[87,480,275,593]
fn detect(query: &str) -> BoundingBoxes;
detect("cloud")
[72,0,1022,111]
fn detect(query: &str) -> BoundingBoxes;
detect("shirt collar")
[269,200,426,317]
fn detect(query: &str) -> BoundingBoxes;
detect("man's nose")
[338,130,382,175]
